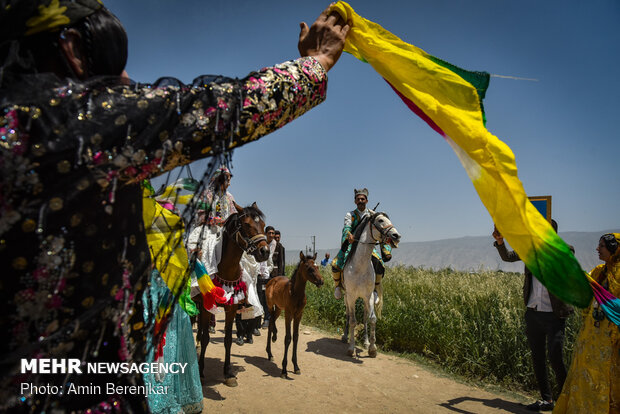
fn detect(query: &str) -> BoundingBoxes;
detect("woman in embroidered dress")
[186,166,237,334]
[189,166,237,278]
[0,1,349,411]
[553,233,620,414]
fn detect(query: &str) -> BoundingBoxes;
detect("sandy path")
[198,315,532,414]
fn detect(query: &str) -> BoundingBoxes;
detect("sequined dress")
[0,57,327,412]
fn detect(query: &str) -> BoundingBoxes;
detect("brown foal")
[266,251,323,378]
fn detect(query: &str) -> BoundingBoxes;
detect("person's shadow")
[440,396,530,414]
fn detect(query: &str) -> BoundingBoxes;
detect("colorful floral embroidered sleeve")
[0,56,326,410]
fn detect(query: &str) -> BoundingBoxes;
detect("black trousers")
[235,311,256,339]
[524,308,567,401]
[257,278,270,322]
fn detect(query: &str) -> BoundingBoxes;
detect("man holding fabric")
[492,220,573,412]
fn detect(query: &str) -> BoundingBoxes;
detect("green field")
[299,264,582,396]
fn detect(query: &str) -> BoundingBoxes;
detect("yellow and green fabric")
[142,180,225,332]
[331,1,592,307]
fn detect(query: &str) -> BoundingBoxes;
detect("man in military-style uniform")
[331,188,391,302]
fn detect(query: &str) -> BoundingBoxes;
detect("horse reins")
[355,212,394,245]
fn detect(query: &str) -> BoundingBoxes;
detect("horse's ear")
[312,252,317,260]
[233,201,243,212]
[251,201,258,209]
[299,251,304,260]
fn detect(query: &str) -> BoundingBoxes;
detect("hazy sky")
[106,0,619,251]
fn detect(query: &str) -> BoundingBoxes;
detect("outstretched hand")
[298,5,350,72]
[492,226,504,245]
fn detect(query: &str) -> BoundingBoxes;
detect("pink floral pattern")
[0,57,327,410]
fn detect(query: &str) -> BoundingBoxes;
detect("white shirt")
[258,240,275,279]
[527,276,553,312]
[344,208,372,230]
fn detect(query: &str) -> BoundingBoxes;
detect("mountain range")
[287,229,619,273]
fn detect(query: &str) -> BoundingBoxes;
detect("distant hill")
[286,230,619,273]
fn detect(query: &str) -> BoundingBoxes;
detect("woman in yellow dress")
[554,233,620,413]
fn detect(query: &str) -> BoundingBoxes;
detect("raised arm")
[298,5,350,72]
[492,227,521,262]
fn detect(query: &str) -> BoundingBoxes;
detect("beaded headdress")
[0,0,104,39]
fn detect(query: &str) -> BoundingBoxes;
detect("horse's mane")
[344,215,372,266]
[344,212,387,267]
[242,204,265,220]
[223,204,265,231]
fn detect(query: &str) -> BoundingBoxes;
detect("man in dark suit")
[492,219,573,412]
[272,230,286,277]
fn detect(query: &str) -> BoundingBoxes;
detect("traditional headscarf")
[0,0,104,40]
[208,165,232,190]
[195,165,235,226]
[601,233,620,256]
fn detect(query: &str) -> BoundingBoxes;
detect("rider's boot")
[332,264,343,300]
[374,273,383,306]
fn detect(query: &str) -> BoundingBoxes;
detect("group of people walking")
[185,166,284,347]
[141,164,290,413]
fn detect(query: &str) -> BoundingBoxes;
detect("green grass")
[297,264,582,397]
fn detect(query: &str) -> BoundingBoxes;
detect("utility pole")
[311,236,316,255]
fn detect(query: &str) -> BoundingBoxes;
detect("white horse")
[342,211,401,357]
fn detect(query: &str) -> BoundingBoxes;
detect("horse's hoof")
[369,349,377,358]
[280,372,288,379]
[268,356,273,361]
[294,369,301,375]
[272,335,277,343]
[224,377,238,387]
[347,348,354,357]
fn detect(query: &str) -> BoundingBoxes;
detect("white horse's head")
[369,212,401,248]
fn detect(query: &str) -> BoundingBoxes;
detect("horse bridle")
[368,212,395,245]
[226,212,267,254]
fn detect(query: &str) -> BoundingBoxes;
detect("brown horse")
[194,202,269,387]
[266,251,323,378]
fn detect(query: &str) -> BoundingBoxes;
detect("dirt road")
[198,316,532,414]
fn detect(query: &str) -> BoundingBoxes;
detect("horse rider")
[331,188,392,301]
